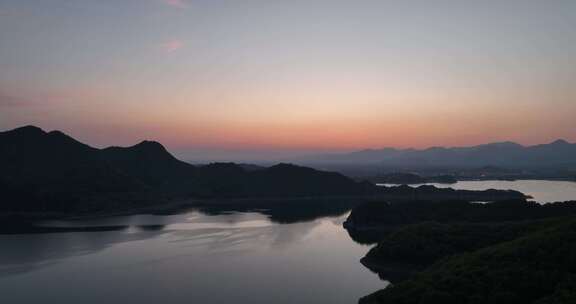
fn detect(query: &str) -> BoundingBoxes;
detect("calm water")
[0,210,385,304]
[380,180,576,203]
[2,180,575,304]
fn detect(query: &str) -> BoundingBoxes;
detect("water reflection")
[0,199,362,279]
[0,207,383,304]
[0,228,166,278]
[194,197,359,223]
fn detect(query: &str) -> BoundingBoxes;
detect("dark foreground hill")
[360,215,576,304]
[0,126,371,214]
[345,200,576,233]
[347,200,576,304]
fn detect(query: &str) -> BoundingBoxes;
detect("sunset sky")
[1,0,575,161]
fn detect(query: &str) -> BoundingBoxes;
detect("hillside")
[360,216,576,304]
[0,126,369,214]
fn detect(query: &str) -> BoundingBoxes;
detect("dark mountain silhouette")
[0,125,142,193]
[0,126,369,214]
[251,163,371,196]
[101,140,197,186]
[300,140,576,169]
[190,162,372,198]
[0,125,528,221]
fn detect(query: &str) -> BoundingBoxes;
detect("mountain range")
[0,126,370,214]
[300,140,576,169]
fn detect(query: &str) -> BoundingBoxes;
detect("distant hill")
[0,126,368,214]
[300,140,576,169]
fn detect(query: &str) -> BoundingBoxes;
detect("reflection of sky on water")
[0,210,384,304]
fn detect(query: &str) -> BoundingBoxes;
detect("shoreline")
[375,177,576,186]
[2,190,527,222]
[0,185,529,234]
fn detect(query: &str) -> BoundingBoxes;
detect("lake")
[378,180,576,203]
[1,180,575,303]
[0,210,384,304]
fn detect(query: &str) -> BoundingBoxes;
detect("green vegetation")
[360,216,576,304]
[345,200,576,244]
[348,199,576,304]
[362,220,555,266]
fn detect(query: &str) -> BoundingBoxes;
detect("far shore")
[369,177,576,185]
[0,183,531,235]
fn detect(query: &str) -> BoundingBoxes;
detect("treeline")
[360,216,576,304]
[345,199,576,303]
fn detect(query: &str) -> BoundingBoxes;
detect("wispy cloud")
[163,0,187,8]
[160,40,184,53]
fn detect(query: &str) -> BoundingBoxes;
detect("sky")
[1,0,575,161]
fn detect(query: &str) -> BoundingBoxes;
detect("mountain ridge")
[298,139,576,169]
[0,125,370,214]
